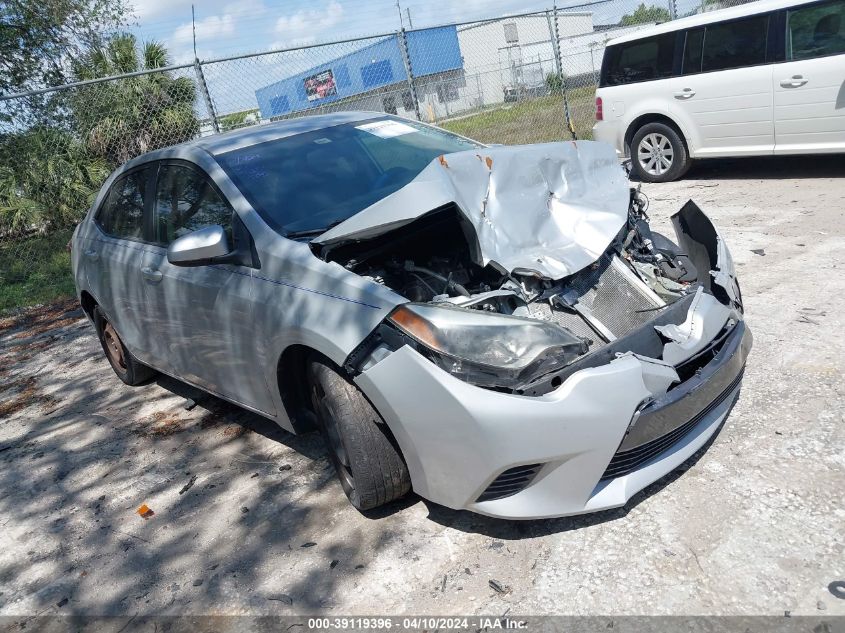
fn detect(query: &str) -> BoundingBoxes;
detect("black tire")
[93,306,157,386]
[630,122,691,183]
[307,359,411,511]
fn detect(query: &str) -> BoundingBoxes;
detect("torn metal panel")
[316,141,629,279]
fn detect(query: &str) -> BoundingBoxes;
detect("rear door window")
[786,0,845,60]
[702,15,769,71]
[96,168,149,240]
[601,33,678,86]
[153,164,234,245]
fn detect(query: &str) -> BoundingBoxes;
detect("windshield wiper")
[285,219,346,240]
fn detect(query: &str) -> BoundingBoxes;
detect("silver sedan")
[72,112,750,519]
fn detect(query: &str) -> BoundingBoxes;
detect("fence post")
[551,4,577,140]
[194,59,220,134]
[397,28,422,122]
[669,0,678,19]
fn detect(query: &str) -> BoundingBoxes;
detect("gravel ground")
[1,154,843,619]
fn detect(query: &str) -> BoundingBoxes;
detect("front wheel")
[630,122,691,183]
[308,359,411,511]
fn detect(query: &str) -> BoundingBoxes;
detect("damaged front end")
[311,140,750,517]
[323,187,745,400]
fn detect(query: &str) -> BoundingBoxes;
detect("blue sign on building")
[255,26,463,119]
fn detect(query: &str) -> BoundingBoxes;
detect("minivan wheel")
[630,122,691,183]
[93,306,156,386]
[307,359,411,511]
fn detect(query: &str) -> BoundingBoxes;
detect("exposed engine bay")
[318,186,730,395]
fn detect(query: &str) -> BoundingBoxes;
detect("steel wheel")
[637,132,674,177]
[93,306,156,386]
[311,379,357,498]
[102,321,127,372]
[306,359,410,511]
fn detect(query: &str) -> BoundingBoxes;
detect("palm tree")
[0,128,108,235]
[71,34,199,166]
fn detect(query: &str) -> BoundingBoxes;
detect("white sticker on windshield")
[355,120,417,138]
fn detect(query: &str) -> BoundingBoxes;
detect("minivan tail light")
[595,97,603,121]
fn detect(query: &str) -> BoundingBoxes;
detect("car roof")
[120,111,387,171]
[195,110,386,155]
[606,0,819,45]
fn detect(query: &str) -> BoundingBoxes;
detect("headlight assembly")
[386,303,588,389]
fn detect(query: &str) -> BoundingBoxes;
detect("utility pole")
[396,0,404,29]
[192,4,220,134]
[406,7,413,29]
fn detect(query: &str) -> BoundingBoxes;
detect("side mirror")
[167,225,233,266]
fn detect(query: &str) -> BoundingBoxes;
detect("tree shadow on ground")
[0,307,405,619]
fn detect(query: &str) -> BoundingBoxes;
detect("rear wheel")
[93,306,156,386]
[630,122,691,183]
[307,359,411,511]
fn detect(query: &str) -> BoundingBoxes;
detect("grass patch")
[0,228,76,314]
[440,87,597,145]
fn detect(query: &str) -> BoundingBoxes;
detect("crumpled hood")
[315,140,629,279]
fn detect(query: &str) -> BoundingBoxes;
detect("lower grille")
[476,463,543,502]
[601,367,745,480]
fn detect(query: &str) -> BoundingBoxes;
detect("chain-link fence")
[0,0,753,314]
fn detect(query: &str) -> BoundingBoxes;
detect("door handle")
[780,75,808,88]
[83,248,99,261]
[674,88,696,99]
[141,266,163,283]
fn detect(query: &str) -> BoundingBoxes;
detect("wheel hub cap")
[638,133,674,176]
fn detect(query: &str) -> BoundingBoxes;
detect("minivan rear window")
[600,33,677,86]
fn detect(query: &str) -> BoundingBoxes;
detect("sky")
[128,0,624,64]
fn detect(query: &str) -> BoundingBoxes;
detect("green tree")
[620,3,672,25]
[0,0,129,102]
[0,128,108,234]
[71,34,199,166]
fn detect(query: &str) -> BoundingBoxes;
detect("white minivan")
[592,0,845,181]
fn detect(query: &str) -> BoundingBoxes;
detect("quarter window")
[701,15,769,71]
[96,169,149,239]
[786,0,845,60]
[601,33,677,86]
[683,28,704,74]
[153,164,233,245]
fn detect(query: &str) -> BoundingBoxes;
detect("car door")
[138,161,275,415]
[83,166,156,364]
[669,14,775,157]
[773,0,845,154]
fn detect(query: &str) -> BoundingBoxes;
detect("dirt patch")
[0,377,38,419]
[136,411,186,438]
[0,338,54,371]
[0,299,82,339]
[221,424,248,439]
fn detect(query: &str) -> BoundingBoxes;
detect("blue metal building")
[255,26,463,119]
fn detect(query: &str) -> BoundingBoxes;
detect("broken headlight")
[387,303,588,389]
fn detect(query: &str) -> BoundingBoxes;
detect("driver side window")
[154,164,234,245]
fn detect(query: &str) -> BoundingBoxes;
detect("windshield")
[215,117,481,237]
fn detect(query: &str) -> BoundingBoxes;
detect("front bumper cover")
[353,201,750,519]
[356,316,749,519]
